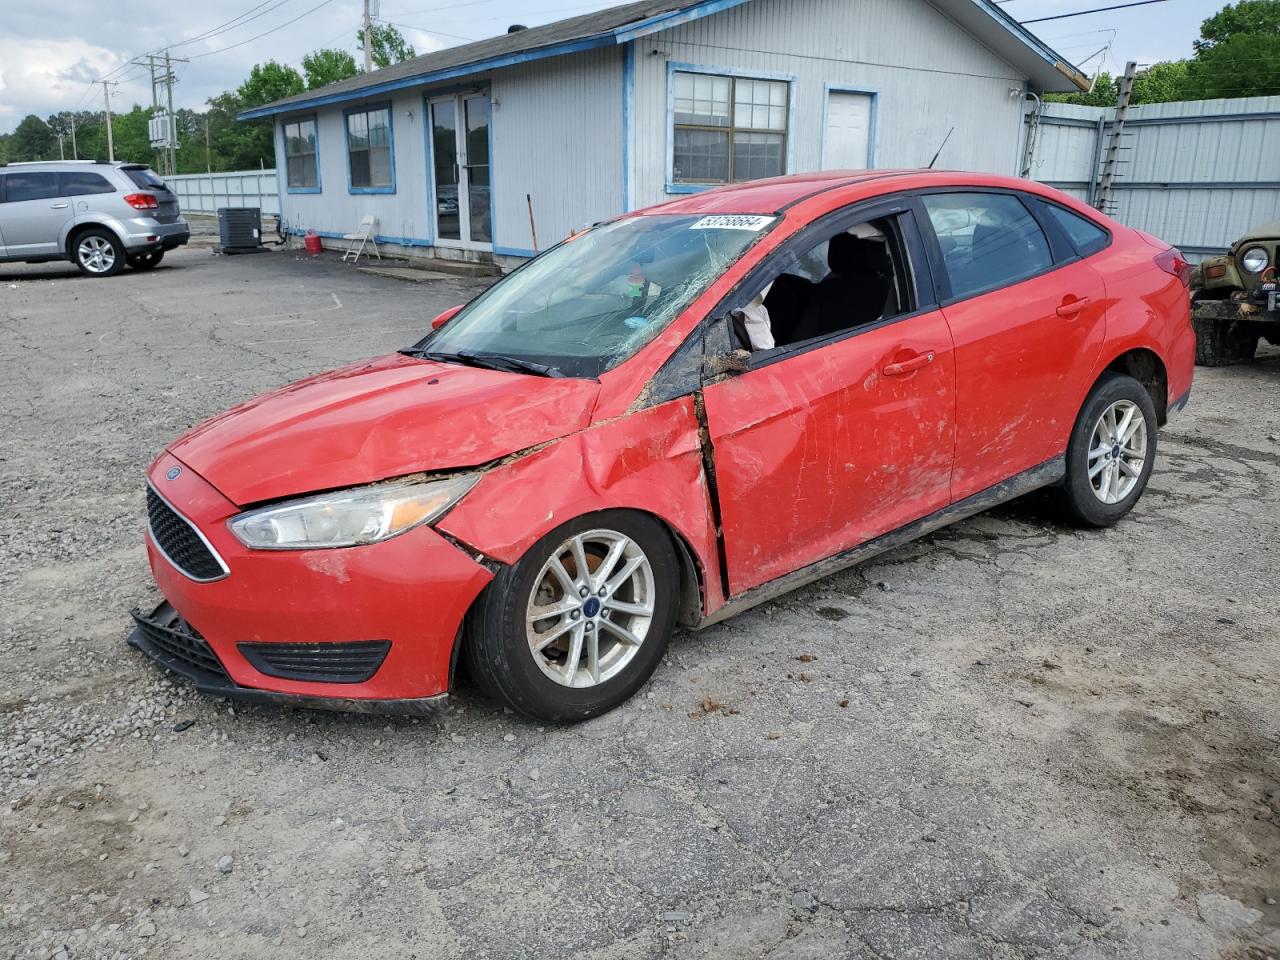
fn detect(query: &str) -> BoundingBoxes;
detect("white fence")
[166,170,279,217]
[1022,96,1280,260]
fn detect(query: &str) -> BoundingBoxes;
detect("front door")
[822,91,873,170]
[429,93,492,250]
[700,205,956,596]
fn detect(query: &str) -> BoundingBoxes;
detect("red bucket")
[303,230,323,256]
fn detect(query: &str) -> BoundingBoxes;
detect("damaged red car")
[131,170,1195,721]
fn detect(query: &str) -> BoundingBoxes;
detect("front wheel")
[126,249,165,270]
[1057,372,1158,528]
[73,229,124,277]
[465,511,679,722]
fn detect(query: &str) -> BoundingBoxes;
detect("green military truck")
[1190,223,1279,366]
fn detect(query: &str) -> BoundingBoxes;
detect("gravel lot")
[1,241,1277,960]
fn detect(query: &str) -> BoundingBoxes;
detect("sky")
[0,0,1222,134]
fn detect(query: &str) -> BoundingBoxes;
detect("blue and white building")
[242,0,1087,269]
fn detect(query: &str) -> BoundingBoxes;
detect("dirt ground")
[0,241,1277,960]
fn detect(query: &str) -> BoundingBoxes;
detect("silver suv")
[0,160,190,277]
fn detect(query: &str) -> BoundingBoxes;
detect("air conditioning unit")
[217,207,263,255]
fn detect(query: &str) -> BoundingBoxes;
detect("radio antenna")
[927,127,955,170]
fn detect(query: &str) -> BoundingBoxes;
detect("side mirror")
[431,304,464,330]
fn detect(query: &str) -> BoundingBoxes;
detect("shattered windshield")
[413,213,776,378]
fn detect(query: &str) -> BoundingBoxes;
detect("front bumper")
[132,453,494,712]
[129,603,447,715]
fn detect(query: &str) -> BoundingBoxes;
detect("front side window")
[672,71,788,185]
[923,192,1053,300]
[2,172,59,203]
[412,213,776,378]
[284,118,319,190]
[346,106,393,191]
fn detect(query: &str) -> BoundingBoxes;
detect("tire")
[1058,372,1158,528]
[1192,302,1258,366]
[72,229,124,278]
[126,249,165,270]
[465,510,680,722]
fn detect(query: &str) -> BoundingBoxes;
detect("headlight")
[1241,247,1269,274]
[228,475,477,550]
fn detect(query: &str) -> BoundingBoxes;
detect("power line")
[169,0,298,49]
[187,0,342,59]
[1022,0,1170,25]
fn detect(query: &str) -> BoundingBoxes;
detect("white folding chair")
[342,215,382,264]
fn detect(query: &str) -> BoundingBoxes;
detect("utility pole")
[1095,60,1137,213]
[205,116,212,173]
[100,80,116,162]
[57,134,65,160]
[165,50,177,176]
[363,0,373,72]
[70,115,78,159]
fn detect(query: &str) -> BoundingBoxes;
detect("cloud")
[0,38,129,126]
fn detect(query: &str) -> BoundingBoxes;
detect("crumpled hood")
[167,353,600,506]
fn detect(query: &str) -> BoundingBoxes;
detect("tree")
[1186,32,1280,98]
[303,48,359,89]
[1195,0,1280,51]
[1132,61,1192,103]
[356,23,417,69]
[8,114,57,162]
[238,60,305,108]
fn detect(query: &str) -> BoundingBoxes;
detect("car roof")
[0,161,147,171]
[641,169,1058,216]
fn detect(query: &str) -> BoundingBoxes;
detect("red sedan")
[131,170,1194,721]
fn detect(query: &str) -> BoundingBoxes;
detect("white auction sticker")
[689,215,775,231]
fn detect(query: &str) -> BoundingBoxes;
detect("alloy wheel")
[78,236,116,274]
[526,529,656,688]
[1087,399,1147,504]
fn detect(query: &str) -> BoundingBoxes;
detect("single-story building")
[242,0,1087,269]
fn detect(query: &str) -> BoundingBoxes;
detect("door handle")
[1056,295,1090,318]
[50,202,69,209]
[883,351,935,377]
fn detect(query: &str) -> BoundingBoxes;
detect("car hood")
[167,353,601,506]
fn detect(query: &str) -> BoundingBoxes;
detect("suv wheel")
[74,229,124,277]
[126,250,165,271]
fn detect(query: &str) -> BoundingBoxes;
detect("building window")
[672,71,788,185]
[345,105,394,192]
[283,118,319,191]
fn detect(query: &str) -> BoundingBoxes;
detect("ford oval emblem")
[166,466,182,481]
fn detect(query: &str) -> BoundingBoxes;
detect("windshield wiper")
[403,348,564,378]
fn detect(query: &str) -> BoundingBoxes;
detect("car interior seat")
[793,233,894,341]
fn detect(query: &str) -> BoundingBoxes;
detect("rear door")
[0,171,68,258]
[919,190,1108,501]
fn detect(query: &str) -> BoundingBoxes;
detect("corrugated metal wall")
[631,0,1030,209]
[1025,96,1280,258]
[167,170,279,216]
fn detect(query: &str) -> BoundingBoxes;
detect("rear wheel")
[465,511,679,722]
[73,229,124,277]
[126,249,165,270]
[1057,372,1158,528]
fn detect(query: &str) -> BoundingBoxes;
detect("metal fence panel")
[1024,96,1280,258]
[165,170,279,217]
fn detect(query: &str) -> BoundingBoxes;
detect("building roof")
[239,0,1088,120]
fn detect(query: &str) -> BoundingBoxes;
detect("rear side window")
[1042,203,1110,257]
[2,172,60,203]
[923,192,1053,301]
[123,167,168,190]
[60,172,116,197]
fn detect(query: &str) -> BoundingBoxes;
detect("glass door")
[429,93,492,249]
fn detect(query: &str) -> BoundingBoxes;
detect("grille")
[147,486,226,581]
[132,610,229,680]
[238,641,392,684]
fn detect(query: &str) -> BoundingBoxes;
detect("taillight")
[123,193,159,210]
[1155,247,1192,288]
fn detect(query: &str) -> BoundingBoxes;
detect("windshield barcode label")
[690,215,775,231]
